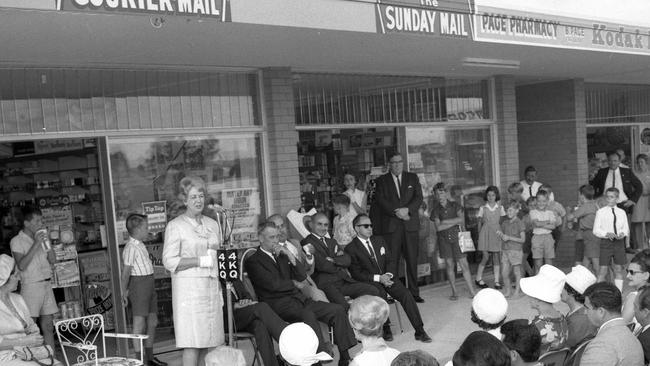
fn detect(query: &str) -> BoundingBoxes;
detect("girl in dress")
[343,174,367,215]
[475,186,506,289]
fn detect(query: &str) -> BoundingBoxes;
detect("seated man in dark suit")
[221,279,287,366]
[245,221,356,366]
[301,213,380,310]
[344,213,432,343]
[635,286,650,364]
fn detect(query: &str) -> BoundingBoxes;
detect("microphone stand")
[217,208,236,347]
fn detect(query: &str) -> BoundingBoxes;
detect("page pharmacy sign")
[56,0,231,21]
[375,0,473,38]
[474,6,650,56]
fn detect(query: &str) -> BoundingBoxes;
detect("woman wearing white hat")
[520,264,569,354]
[470,288,508,340]
[279,323,333,366]
[561,264,597,349]
[0,254,58,365]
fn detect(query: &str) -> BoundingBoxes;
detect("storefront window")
[108,134,265,335]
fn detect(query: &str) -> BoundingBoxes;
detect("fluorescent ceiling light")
[462,57,520,69]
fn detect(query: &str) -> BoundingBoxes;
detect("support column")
[494,75,520,193]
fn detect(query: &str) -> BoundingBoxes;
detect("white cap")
[279,323,332,366]
[472,288,508,324]
[520,265,566,303]
[565,265,597,294]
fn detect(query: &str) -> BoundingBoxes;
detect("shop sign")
[34,140,84,155]
[144,243,171,278]
[222,187,260,248]
[142,201,167,233]
[41,205,74,228]
[474,8,650,55]
[375,0,472,38]
[79,251,116,330]
[56,0,231,21]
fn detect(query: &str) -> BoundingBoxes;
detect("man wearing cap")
[471,288,508,340]
[561,265,598,349]
[9,206,57,349]
[345,214,431,343]
[520,264,569,354]
[581,282,643,366]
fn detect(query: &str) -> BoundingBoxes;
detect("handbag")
[457,226,476,253]
[13,345,55,366]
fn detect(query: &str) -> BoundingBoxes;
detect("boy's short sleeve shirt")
[501,218,526,251]
[529,209,556,235]
[123,237,154,276]
[430,200,462,223]
[10,231,52,284]
[573,201,599,230]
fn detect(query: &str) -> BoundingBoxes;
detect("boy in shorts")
[120,214,167,366]
[430,183,476,300]
[566,185,600,273]
[497,200,526,298]
[541,184,566,248]
[529,190,560,273]
[592,187,629,291]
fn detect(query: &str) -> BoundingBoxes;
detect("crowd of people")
[4,149,650,366]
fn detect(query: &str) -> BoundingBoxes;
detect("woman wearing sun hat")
[470,288,509,340]
[0,254,60,365]
[279,322,333,366]
[520,264,569,354]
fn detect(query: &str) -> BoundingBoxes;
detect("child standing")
[566,185,600,273]
[497,200,526,298]
[121,214,167,366]
[541,184,566,248]
[332,194,357,247]
[592,187,629,291]
[475,186,506,289]
[529,190,560,273]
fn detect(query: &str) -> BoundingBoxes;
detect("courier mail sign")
[57,0,230,21]
[375,0,473,38]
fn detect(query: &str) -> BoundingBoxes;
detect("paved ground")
[152,274,570,366]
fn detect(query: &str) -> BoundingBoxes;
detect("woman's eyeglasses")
[627,269,646,276]
[356,224,373,229]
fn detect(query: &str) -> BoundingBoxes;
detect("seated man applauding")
[301,213,380,310]
[344,214,431,343]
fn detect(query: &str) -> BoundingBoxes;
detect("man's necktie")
[611,170,616,189]
[612,207,618,236]
[396,175,402,198]
[366,240,381,272]
[528,185,533,198]
[321,237,328,251]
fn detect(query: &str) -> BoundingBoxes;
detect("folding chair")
[538,348,569,366]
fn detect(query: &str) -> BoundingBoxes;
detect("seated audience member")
[221,278,287,366]
[391,350,439,366]
[562,265,598,349]
[332,195,357,247]
[279,322,333,366]
[471,288,508,339]
[345,214,431,343]
[634,286,650,364]
[267,214,329,303]
[580,282,643,366]
[501,319,542,366]
[622,249,650,331]
[301,213,379,310]
[246,222,357,366]
[520,264,569,354]
[0,254,61,366]
[348,296,400,366]
[452,331,511,366]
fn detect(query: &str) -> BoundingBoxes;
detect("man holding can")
[10,206,57,348]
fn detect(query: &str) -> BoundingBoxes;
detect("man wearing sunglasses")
[345,214,432,343]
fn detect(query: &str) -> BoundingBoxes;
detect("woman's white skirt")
[172,276,224,348]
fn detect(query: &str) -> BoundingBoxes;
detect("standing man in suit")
[221,278,287,366]
[373,152,424,302]
[580,282,643,366]
[591,150,643,214]
[245,222,357,366]
[345,213,432,343]
[301,213,380,310]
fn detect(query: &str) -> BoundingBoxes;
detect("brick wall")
[494,75,520,194]
[516,79,586,267]
[262,67,302,216]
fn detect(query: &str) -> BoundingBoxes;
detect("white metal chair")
[55,314,148,366]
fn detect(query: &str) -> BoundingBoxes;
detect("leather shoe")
[415,331,432,343]
[413,295,425,303]
[383,326,394,341]
[149,358,168,366]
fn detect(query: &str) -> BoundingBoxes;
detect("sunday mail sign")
[376,0,473,38]
[56,0,230,20]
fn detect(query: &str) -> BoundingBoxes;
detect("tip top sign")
[57,0,230,20]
